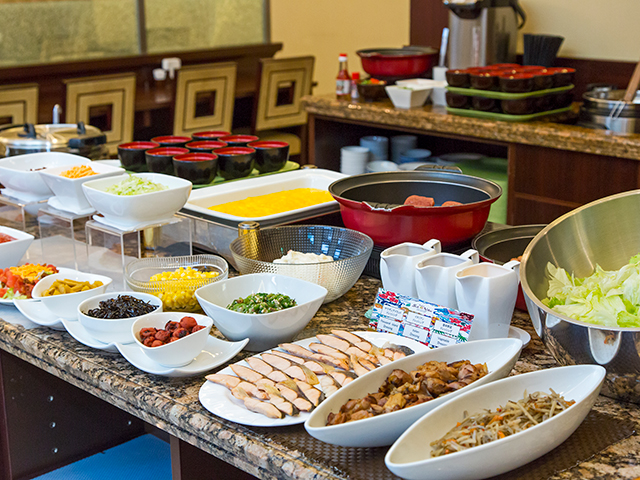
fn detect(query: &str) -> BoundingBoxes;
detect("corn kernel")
[149,266,219,312]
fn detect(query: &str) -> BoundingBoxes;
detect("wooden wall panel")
[511,144,639,204]
[509,144,640,225]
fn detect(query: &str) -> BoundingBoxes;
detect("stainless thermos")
[444,0,526,69]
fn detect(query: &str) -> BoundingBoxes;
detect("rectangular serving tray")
[446,84,574,100]
[445,106,572,122]
[182,168,345,227]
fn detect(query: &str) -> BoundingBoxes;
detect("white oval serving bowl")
[77,292,163,344]
[304,338,523,448]
[31,271,112,320]
[39,162,125,213]
[385,365,606,480]
[0,152,90,199]
[0,226,34,269]
[81,173,192,229]
[195,273,328,352]
[131,312,214,368]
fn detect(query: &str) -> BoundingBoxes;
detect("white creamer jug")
[380,239,441,297]
[455,260,520,341]
[414,249,479,309]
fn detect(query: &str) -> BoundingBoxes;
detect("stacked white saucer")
[340,146,370,176]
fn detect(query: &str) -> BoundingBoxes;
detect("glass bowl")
[229,225,373,303]
[124,254,229,312]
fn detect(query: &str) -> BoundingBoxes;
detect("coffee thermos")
[444,0,526,69]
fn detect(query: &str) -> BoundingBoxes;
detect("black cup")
[151,136,192,148]
[145,147,189,175]
[186,140,227,153]
[219,135,259,146]
[214,147,256,180]
[173,153,218,185]
[117,141,159,172]
[247,141,289,173]
[191,130,231,141]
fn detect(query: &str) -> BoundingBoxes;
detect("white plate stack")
[360,136,389,162]
[340,146,370,176]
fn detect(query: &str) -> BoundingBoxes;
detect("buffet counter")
[303,95,640,226]
[1,274,640,480]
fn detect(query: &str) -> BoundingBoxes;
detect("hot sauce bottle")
[336,53,351,101]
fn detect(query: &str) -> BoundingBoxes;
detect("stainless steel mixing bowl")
[521,189,640,402]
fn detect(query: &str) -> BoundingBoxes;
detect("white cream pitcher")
[454,260,520,341]
[380,239,441,297]
[414,249,479,309]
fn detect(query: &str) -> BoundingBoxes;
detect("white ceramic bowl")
[385,85,433,109]
[0,152,90,200]
[77,292,163,344]
[195,273,328,352]
[39,163,125,213]
[0,226,34,269]
[366,160,399,173]
[31,271,112,320]
[131,312,214,368]
[395,78,447,89]
[385,365,606,480]
[81,173,192,229]
[304,338,523,448]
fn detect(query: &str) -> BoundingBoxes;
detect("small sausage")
[441,201,463,207]
[191,325,206,333]
[404,195,435,207]
[165,321,180,332]
[151,340,165,348]
[173,327,188,339]
[140,327,157,338]
[143,336,156,347]
[155,329,171,342]
[180,316,197,329]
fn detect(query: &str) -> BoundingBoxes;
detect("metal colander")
[229,225,373,303]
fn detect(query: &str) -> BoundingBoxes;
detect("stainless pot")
[521,189,640,403]
[579,89,640,134]
[0,122,108,159]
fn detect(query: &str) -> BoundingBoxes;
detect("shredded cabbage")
[543,253,640,327]
[1,289,27,301]
[105,175,168,196]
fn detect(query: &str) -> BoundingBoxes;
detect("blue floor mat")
[34,434,171,480]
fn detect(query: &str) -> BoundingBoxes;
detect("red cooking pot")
[328,169,502,248]
[357,47,438,78]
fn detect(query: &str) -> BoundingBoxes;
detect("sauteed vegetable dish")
[326,360,488,425]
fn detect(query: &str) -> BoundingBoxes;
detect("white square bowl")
[395,78,447,89]
[0,152,91,200]
[385,85,433,109]
[31,271,113,320]
[39,163,125,213]
[0,226,34,269]
[81,173,192,229]
[195,273,327,352]
[131,312,214,367]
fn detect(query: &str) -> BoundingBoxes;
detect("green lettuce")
[544,253,640,327]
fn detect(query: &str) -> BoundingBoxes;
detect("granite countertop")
[303,94,640,161]
[1,276,640,480]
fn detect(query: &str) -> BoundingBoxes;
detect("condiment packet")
[368,288,474,348]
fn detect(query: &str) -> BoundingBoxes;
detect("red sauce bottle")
[336,53,351,101]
